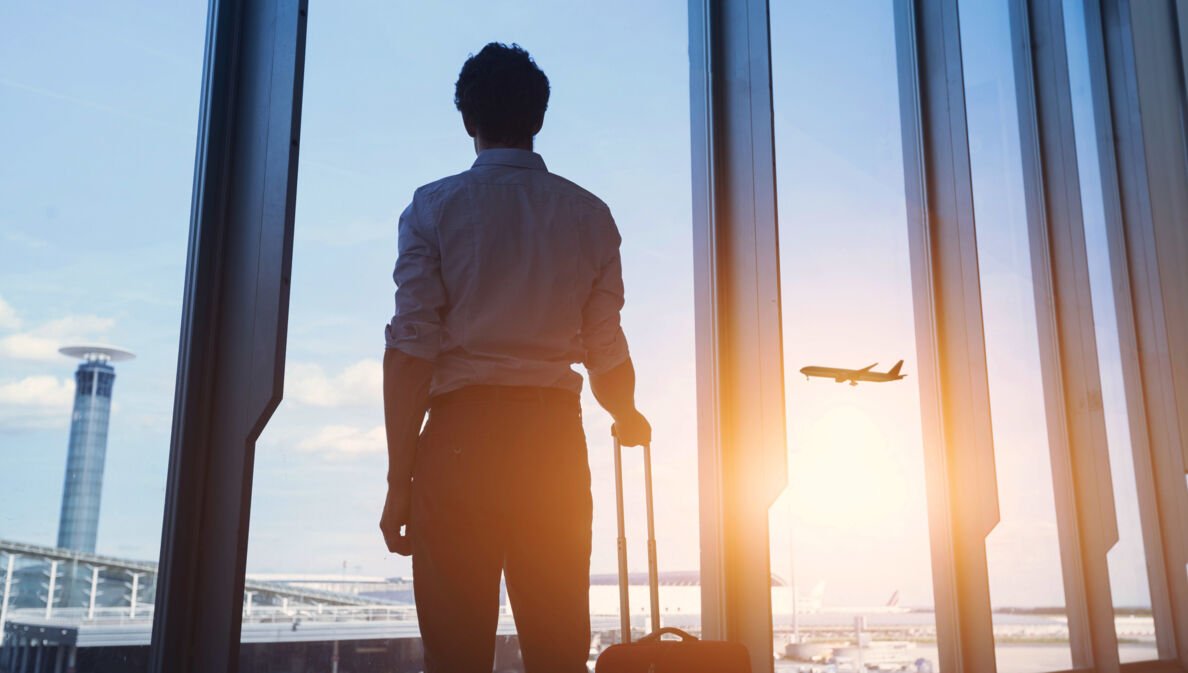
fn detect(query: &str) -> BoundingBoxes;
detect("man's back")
[380,42,649,673]
[386,148,629,395]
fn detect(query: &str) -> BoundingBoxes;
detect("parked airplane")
[839,589,910,614]
[793,582,910,615]
[799,360,906,386]
[796,580,827,612]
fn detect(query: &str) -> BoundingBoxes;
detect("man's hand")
[380,482,413,556]
[381,348,433,556]
[613,408,652,447]
[590,358,653,446]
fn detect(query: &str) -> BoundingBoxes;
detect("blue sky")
[0,0,1152,615]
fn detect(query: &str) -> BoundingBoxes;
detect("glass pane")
[0,1,204,669]
[1062,0,1161,662]
[771,4,940,672]
[958,2,1073,671]
[245,2,694,670]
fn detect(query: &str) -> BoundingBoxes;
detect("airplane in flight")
[799,360,906,386]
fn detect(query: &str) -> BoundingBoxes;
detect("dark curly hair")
[454,43,550,145]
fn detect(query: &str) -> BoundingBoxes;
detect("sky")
[0,0,1154,623]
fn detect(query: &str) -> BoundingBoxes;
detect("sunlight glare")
[784,403,907,532]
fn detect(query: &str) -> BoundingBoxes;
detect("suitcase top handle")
[638,627,698,643]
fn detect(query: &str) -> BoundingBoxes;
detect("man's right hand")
[380,482,413,556]
[591,358,653,446]
[613,408,652,447]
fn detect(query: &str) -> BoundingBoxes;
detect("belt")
[430,384,580,409]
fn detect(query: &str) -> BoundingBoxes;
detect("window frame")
[892,2,998,671]
[149,1,307,671]
[145,1,1188,672]
[688,1,787,671]
[1009,0,1121,668]
[1086,0,1188,665]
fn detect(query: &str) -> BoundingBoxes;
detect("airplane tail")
[888,360,904,377]
[807,580,826,606]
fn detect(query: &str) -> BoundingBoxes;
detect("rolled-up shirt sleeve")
[581,217,630,374]
[385,196,446,361]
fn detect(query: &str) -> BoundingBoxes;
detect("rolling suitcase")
[594,434,751,673]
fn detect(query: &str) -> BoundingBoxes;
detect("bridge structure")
[0,539,414,673]
[0,539,623,673]
[0,538,381,619]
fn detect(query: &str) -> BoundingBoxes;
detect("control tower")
[57,345,134,554]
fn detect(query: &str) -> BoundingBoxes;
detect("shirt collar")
[472,148,547,171]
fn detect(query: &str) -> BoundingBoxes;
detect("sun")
[781,403,907,531]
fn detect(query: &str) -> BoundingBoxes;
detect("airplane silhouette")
[799,360,906,386]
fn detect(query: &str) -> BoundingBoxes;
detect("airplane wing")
[841,363,879,384]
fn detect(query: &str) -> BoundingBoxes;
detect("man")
[379,42,651,673]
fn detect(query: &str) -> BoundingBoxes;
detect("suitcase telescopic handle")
[613,432,661,644]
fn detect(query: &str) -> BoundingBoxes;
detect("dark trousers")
[411,385,593,673]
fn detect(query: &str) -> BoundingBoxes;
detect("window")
[242,2,694,668]
[7,4,1186,673]
[770,3,938,671]
[958,2,1075,670]
[0,1,204,668]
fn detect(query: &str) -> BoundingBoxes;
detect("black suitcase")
[594,434,750,673]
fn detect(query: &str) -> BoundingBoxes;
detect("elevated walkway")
[0,539,382,611]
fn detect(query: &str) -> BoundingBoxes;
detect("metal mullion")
[149,1,307,672]
[689,1,787,671]
[1078,0,1177,661]
[1180,3,1188,132]
[689,0,727,645]
[1009,1,1122,670]
[894,2,999,673]
[1126,0,1188,662]
[1089,0,1188,665]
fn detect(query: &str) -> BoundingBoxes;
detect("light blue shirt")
[385,148,630,396]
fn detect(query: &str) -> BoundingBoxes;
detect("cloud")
[0,294,19,330]
[0,375,75,431]
[285,359,381,407]
[0,314,116,362]
[297,424,386,457]
[0,375,75,407]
